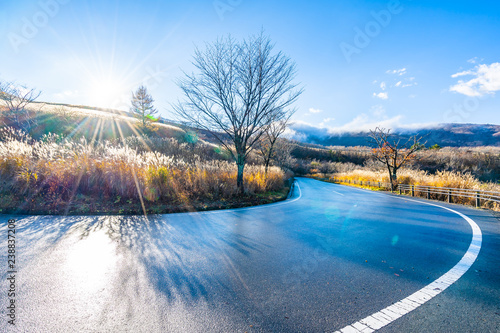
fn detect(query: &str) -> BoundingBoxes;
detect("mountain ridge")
[289,123,500,148]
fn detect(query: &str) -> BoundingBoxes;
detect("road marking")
[234,182,303,211]
[171,182,303,217]
[334,196,483,333]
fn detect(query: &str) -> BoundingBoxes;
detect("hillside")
[290,123,500,148]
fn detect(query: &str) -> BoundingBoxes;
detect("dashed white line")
[334,196,483,333]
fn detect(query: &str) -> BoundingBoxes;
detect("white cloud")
[333,114,402,132]
[394,76,416,88]
[451,70,474,78]
[386,68,407,76]
[319,117,334,127]
[467,57,483,64]
[322,115,436,133]
[373,92,388,100]
[290,111,438,137]
[450,62,500,97]
[308,107,323,114]
[380,82,386,90]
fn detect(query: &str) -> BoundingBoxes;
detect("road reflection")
[62,229,118,298]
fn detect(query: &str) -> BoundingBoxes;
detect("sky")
[1,0,500,133]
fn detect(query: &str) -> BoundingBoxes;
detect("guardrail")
[331,177,500,209]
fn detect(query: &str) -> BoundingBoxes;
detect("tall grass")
[0,127,286,213]
[326,168,500,211]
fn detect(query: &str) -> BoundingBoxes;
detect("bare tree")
[369,127,425,190]
[271,137,296,170]
[257,114,292,175]
[0,80,41,130]
[130,85,158,128]
[174,33,302,193]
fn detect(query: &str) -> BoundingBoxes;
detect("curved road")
[1,178,499,332]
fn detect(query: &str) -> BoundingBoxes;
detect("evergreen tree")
[130,85,158,128]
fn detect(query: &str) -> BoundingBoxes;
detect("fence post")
[399,186,402,195]
[378,182,381,188]
[411,185,415,197]
[427,188,430,200]
[476,191,480,208]
[360,180,363,186]
[448,189,452,203]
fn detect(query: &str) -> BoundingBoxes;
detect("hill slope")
[290,123,500,147]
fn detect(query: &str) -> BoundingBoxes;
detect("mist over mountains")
[289,123,500,148]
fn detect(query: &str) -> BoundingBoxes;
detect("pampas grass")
[0,127,286,212]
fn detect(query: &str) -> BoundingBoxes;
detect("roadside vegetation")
[291,144,500,211]
[0,127,290,215]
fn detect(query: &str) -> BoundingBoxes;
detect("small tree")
[0,80,40,131]
[369,127,425,190]
[257,114,292,175]
[130,85,158,128]
[271,137,296,170]
[174,33,302,193]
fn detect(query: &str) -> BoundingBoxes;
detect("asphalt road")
[1,177,499,332]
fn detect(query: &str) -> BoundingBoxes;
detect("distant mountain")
[289,123,500,147]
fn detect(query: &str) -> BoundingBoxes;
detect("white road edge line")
[333,196,483,333]
[177,182,302,216]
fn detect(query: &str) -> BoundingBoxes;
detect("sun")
[87,76,131,110]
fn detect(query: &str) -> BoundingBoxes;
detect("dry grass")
[0,127,287,214]
[323,168,500,211]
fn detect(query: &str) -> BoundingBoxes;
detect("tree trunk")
[386,164,395,191]
[264,145,274,176]
[236,162,245,194]
[391,171,398,191]
[264,158,270,176]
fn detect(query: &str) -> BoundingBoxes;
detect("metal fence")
[331,177,500,209]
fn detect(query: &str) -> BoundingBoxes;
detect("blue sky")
[1,0,500,133]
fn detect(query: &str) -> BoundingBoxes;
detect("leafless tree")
[0,80,41,130]
[272,137,296,170]
[130,85,158,128]
[369,127,425,190]
[174,33,302,193]
[257,114,293,175]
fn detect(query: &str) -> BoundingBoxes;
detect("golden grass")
[326,169,500,211]
[0,128,286,213]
